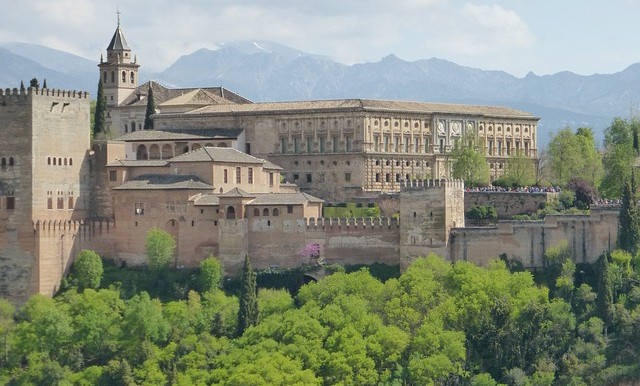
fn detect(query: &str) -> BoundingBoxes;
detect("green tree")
[94,79,107,136]
[29,77,40,89]
[503,149,536,186]
[198,256,223,293]
[451,130,490,187]
[236,255,259,336]
[596,253,614,336]
[601,118,640,197]
[20,80,25,92]
[145,228,176,271]
[72,250,104,290]
[618,175,640,255]
[42,78,47,89]
[143,84,155,130]
[547,127,603,187]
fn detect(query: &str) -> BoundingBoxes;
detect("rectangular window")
[384,136,389,152]
[47,198,52,210]
[293,173,299,183]
[498,141,503,156]
[224,169,228,183]
[345,173,351,182]
[6,197,15,210]
[236,167,241,183]
[68,197,74,210]
[109,170,117,182]
[414,139,420,153]
[307,138,313,153]
[346,136,352,152]
[294,137,300,153]
[439,139,445,153]
[248,167,253,184]
[385,173,390,183]
[135,202,144,215]
[57,197,64,209]
[246,143,251,154]
[424,137,430,153]
[306,173,312,183]
[287,205,293,214]
[281,138,288,154]
[404,136,410,153]
[318,173,325,183]
[488,140,494,156]
[374,136,380,152]
[319,137,326,153]
[376,173,380,182]
[332,136,339,152]
[270,173,275,186]
[394,136,400,152]
[396,173,400,182]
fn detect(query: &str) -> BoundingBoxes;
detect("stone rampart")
[450,206,619,267]
[464,191,558,218]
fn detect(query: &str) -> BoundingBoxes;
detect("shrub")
[72,250,103,290]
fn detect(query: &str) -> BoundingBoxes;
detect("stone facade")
[0,87,91,301]
[465,191,559,219]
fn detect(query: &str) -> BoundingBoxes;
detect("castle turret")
[399,178,465,269]
[98,14,139,107]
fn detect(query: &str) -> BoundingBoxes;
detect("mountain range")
[2,40,638,147]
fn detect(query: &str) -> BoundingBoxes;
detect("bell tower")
[98,12,140,107]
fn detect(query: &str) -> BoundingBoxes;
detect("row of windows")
[373,135,430,153]
[136,142,228,160]
[102,70,135,86]
[47,197,74,210]
[281,136,353,154]
[371,119,427,129]
[292,172,351,184]
[0,157,15,167]
[375,159,430,168]
[281,119,353,130]
[223,167,255,184]
[47,157,73,166]
[131,204,293,220]
[374,173,428,183]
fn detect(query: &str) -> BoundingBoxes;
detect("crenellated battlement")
[400,178,465,191]
[0,87,89,105]
[32,218,115,232]
[304,216,399,230]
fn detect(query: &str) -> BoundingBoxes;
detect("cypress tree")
[43,79,47,89]
[596,252,614,336]
[236,255,259,336]
[19,81,25,92]
[618,173,640,255]
[144,84,155,130]
[94,79,106,136]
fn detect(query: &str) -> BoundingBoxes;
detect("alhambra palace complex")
[0,23,620,302]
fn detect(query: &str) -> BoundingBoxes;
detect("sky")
[1,0,640,77]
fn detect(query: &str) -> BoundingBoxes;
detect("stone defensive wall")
[464,191,558,218]
[450,205,619,268]
[0,87,89,103]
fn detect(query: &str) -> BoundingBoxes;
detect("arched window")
[0,158,5,167]
[191,143,201,151]
[8,156,14,165]
[226,206,236,219]
[273,208,279,216]
[263,208,269,216]
[64,158,68,166]
[110,71,115,83]
[53,158,57,166]
[136,144,148,160]
[130,72,135,84]
[124,124,128,133]
[58,158,62,165]
[103,71,107,83]
[253,208,260,217]
[69,158,72,166]
[131,121,136,132]
[161,144,173,159]
[47,157,51,165]
[149,144,161,160]
[121,71,126,83]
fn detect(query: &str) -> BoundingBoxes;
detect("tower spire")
[116,7,121,26]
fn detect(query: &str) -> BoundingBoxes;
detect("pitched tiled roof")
[260,159,283,170]
[182,98,537,118]
[219,187,254,198]
[192,192,323,206]
[246,192,324,205]
[114,128,243,142]
[106,159,169,167]
[107,25,130,51]
[169,147,266,164]
[119,81,253,108]
[159,89,234,107]
[113,174,213,190]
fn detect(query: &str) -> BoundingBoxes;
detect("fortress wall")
[450,207,619,267]
[464,191,558,218]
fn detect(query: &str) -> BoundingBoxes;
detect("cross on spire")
[116,8,121,26]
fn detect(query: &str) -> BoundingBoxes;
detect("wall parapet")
[0,87,89,104]
[305,216,399,230]
[33,219,115,232]
[401,178,464,191]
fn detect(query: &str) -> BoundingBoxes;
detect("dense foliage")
[1,249,640,385]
